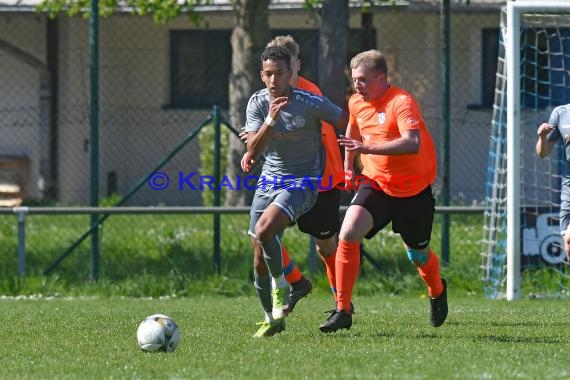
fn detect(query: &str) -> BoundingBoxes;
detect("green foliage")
[198,122,230,206]
[1,296,569,379]
[35,0,209,24]
[305,0,399,11]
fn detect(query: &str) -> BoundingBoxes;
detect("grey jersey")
[245,87,343,188]
[547,104,570,191]
[547,104,570,143]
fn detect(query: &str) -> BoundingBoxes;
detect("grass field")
[2,291,569,379]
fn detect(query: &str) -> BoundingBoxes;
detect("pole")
[89,0,100,280]
[15,207,29,278]
[213,105,222,274]
[440,0,451,265]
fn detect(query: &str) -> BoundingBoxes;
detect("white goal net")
[483,1,570,300]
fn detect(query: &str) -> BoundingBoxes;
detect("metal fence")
[0,206,484,282]
[0,1,503,281]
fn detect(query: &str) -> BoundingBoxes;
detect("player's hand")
[239,128,248,144]
[537,122,554,138]
[241,152,255,172]
[269,96,289,119]
[338,135,366,153]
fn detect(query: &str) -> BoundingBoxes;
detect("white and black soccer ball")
[136,314,181,353]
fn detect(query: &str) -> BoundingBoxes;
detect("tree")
[224,0,270,207]
[35,0,352,207]
[318,0,349,110]
[37,0,206,23]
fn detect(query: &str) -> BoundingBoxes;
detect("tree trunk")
[318,0,349,110]
[225,0,270,206]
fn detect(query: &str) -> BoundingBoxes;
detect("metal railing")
[0,205,486,279]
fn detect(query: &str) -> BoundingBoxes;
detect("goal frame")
[506,1,570,300]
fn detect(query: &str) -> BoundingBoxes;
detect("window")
[169,30,231,109]
[272,29,319,82]
[476,28,500,108]
[169,28,373,109]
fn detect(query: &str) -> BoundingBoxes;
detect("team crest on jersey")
[292,115,306,128]
[378,112,386,124]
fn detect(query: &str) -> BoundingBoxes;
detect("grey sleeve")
[548,108,562,142]
[314,96,344,126]
[244,96,265,133]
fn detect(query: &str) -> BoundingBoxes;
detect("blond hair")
[350,49,388,76]
[266,35,300,58]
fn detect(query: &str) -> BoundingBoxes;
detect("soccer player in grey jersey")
[536,103,570,262]
[244,46,348,338]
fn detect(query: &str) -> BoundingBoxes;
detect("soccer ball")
[136,314,181,353]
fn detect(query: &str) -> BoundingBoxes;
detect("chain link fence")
[0,1,502,283]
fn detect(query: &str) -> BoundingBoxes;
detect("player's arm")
[340,120,361,190]
[331,111,349,133]
[342,129,419,156]
[536,122,556,158]
[339,95,420,155]
[342,121,360,169]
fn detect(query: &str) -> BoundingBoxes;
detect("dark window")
[169,28,373,109]
[169,30,231,109]
[481,28,500,107]
[271,29,374,85]
[272,29,319,82]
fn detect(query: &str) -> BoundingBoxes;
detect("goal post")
[484,1,570,300]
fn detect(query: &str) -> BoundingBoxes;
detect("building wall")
[0,5,504,205]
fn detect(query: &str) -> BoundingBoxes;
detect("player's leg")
[255,204,291,321]
[564,229,570,261]
[283,188,341,315]
[281,245,304,285]
[316,234,338,299]
[251,238,286,337]
[311,189,342,301]
[256,186,318,321]
[559,197,570,260]
[394,186,447,327]
[249,196,285,337]
[320,182,389,333]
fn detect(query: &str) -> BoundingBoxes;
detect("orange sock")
[335,239,360,313]
[417,250,444,298]
[282,245,302,284]
[320,253,337,300]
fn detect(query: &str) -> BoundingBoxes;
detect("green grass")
[1,293,569,379]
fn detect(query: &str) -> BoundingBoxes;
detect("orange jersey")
[348,86,437,197]
[297,76,343,190]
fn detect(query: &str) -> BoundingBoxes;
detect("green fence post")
[15,206,28,278]
[440,0,451,265]
[213,105,222,274]
[89,0,100,280]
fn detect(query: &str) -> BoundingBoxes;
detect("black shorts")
[297,188,341,240]
[351,180,435,249]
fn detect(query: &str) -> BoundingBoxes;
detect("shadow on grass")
[472,334,564,344]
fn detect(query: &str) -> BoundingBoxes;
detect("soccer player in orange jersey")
[319,49,448,333]
[241,35,346,316]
